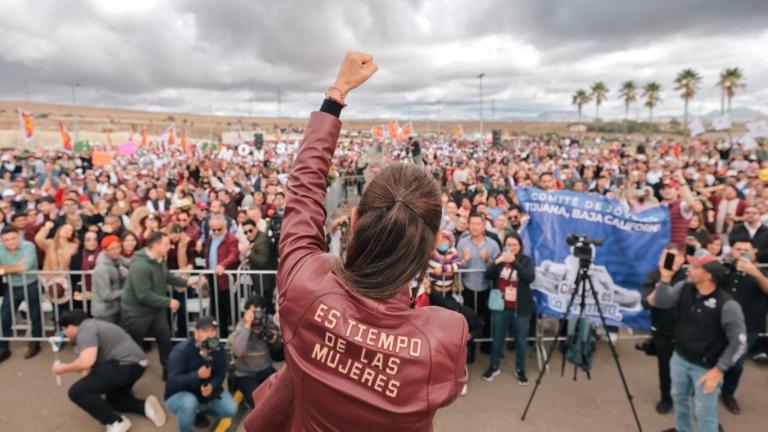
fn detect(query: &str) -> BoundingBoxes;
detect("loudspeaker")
[254,133,264,150]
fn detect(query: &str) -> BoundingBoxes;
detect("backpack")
[565,316,598,371]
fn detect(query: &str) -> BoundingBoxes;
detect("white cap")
[2,189,16,198]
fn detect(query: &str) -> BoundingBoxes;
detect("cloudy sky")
[1,0,768,121]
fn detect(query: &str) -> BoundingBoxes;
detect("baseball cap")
[686,254,725,284]
[195,316,218,330]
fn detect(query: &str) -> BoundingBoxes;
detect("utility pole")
[66,83,82,143]
[477,73,485,138]
[276,88,282,118]
[209,105,213,141]
[23,78,29,101]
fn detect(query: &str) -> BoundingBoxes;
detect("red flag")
[59,122,72,150]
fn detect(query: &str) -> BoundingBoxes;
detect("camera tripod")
[520,256,643,432]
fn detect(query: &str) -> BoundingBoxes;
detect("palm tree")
[642,82,662,121]
[674,68,702,133]
[619,81,637,120]
[572,89,591,123]
[590,82,609,120]
[717,67,746,114]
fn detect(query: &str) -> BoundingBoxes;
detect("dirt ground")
[0,338,765,432]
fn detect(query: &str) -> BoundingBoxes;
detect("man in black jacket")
[164,317,237,432]
[641,244,687,415]
[728,205,768,264]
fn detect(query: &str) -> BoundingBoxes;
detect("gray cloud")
[0,0,766,121]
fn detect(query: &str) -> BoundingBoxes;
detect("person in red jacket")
[203,214,240,337]
[244,52,468,432]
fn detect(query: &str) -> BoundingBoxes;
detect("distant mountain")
[703,107,765,120]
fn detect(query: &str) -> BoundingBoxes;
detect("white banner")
[712,114,731,131]
[688,118,705,136]
[746,120,768,138]
[738,133,759,151]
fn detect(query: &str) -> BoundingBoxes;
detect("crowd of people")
[0,117,766,430]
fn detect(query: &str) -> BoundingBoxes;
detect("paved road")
[1,340,765,431]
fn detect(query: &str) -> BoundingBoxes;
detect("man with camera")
[647,254,747,432]
[228,295,282,408]
[718,238,768,414]
[165,316,237,432]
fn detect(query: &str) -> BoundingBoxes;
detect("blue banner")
[517,187,670,329]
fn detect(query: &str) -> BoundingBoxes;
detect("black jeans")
[231,367,277,407]
[653,331,675,402]
[122,310,172,367]
[68,361,146,425]
[208,276,232,338]
[462,289,490,362]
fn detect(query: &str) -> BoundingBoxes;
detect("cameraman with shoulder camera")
[718,238,768,415]
[228,295,282,408]
[165,317,237,432]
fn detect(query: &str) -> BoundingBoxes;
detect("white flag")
[688,118,705,137]
[746,120,768,138]
[738,133,759,151]
[712,114,731,131]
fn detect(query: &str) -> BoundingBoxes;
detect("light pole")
[477,73,485,139]
[66,83,81,143]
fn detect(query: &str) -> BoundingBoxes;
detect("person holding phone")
[481,233,535,385]
[641,244,687,414]
[646,253,746,432]
[718,239,768,414]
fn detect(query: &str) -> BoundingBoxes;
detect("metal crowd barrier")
[3,265,765,373]
[0,269,277,343]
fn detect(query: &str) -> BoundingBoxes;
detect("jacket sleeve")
[218,237,241,270]
[166,347,200,395]
[165,264,188,288]
[278,111,341,291]
[93,265,121,302]
[513,256,535,284]
[129,262,171,308]
[248,236,271,268]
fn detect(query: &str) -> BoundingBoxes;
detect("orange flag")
[180,128,187,151]
[59,122,72,150]
[372,125,385,139]
[275,128,283,141]
[140,128,148,146]
[165,124,176,146]
[453,125,464,139]
[18,109,34,141]
[387,121,399,139]
[398,122,414,141]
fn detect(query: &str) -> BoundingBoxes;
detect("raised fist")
[331,51,378,100]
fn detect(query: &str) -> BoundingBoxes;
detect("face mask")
[437,244,450,254]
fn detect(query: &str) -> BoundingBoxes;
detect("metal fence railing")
[0,269,277,343]
[4,264,764,373]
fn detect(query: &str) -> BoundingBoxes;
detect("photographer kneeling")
[164,317,237,432]
[228,295,283,408]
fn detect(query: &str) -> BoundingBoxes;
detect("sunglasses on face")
[244,229,255,235]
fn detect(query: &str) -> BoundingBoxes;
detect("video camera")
[566,233,604,262]
[199,336,223,401]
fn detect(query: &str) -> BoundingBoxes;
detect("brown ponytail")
[334,163,441,300]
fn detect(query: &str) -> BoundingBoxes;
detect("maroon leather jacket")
[245,111,468,432]
[203,232,240,291]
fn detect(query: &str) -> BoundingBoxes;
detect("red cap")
[662,180,679,189]
[100,235,121,250]
[196,202,209,210]
[685,254,718,267]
